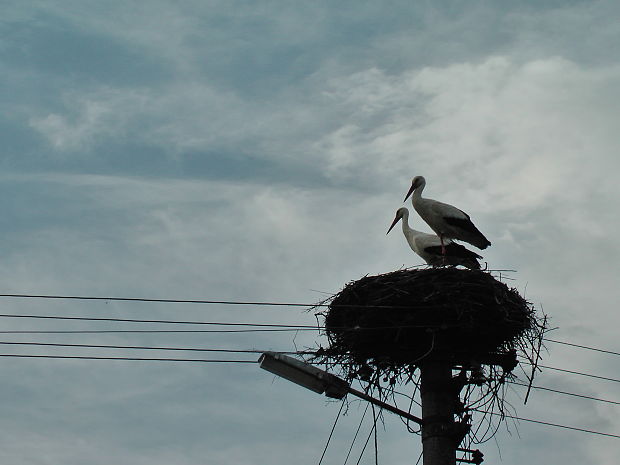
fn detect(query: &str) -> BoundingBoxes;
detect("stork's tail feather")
[473,237,491,250]
[443,217,492,250]
[426,243,483,270]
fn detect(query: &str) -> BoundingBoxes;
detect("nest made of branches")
[315,268,540,380]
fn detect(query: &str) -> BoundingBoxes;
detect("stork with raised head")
[404,176,491,253]
[387,207,483,270]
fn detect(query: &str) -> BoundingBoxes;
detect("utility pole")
[420,360,457,465]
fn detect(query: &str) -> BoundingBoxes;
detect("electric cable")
[471,409,620,439]
[344,403,370,465]
[0,312,453,330]
[355,417,377,465]
[0,329,308,334]
[508,381,620,406]
[0,313,319,328]
[0,294,618,358]
[0,294,317,307]
[0,354,256,363]
[518,359,620,384]
[5,344,615,406]
[0,341,302,354]
[0,293,431,310]
[545,338,620,357]
[318,400,345,465]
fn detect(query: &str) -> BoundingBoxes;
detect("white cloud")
[29,55,620,211]
[315,56,620,212]
[28,88,149,152]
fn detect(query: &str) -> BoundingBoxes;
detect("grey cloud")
[2,1,620,464]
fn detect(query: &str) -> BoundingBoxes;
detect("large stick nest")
[316,268,535,377]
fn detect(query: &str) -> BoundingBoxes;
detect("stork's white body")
[387,207,482,269]
[405,176,491,250]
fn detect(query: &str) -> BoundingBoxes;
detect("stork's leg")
[440,234,448,266]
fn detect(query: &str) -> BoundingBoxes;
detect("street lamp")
[258,351,349,399]
[258,352,422,425]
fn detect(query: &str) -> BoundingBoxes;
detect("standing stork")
[404,176,491,253]
[387,207,483,269]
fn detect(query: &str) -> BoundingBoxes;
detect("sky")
[1,0,619,463]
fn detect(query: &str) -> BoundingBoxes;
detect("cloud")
[28,88,149,153]
[4,2,620,464]
[26,54,620,217]
[315,56,620,207]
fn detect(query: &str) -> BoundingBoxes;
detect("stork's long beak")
[386,215,400,235]
[404,183,415,202]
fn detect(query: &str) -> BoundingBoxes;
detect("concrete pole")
[420,360,456,465]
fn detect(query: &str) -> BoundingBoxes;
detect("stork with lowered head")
[387,207,483,269]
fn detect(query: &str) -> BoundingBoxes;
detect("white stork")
[404,176,491,253]
[387,207,483,270]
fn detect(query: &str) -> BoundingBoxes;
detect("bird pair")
[387,176,491,270]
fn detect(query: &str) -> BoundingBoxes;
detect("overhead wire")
[0,313,454,330]
[0,329,307,334]
[0,297,618,357]
[545,338,620,357]
[0,341,302,354]
[344,403,370,465]
[471,409,620,439]
[5,294,620,451]
[3,296,620,417]
[518,359,620,384]
[355,416,377,465]
[2,336,619,397]
[508,381,620,406]
[0,294,317,307]
[318,400,345,465]
[0,313,319,328]
[2,342,617,406]
[0,354,256,363]
[539,364,620,384]
[372,403,379,465]
[0,349,619,440]
[0,293,434,310]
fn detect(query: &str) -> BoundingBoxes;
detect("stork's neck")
[400,209,422,237]
[400,209,410,234]
[412,180,425,202]
[402,214,426,239]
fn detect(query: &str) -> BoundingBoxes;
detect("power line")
[3,294,620,350]
[471,409,620,439]
[318,400,345,465]
[355,416,378,465]
[0,354,257,363]
[545,338,620,357]
[517,357,620,384]
[1,296,619,352]
[508,381,620,406]
[0,313,319,328]
[344,404,370,465]
[3,345,619,422]
[6,313,620,349]
[524,361,620,384]
[0,294,617,354]
[0,294,316,307]
[0,329,308,334]
[0,293,440,310]
[3,343,616,406]
[0,314,450,331]
[4,313,620,357]
[0,341,304,354]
